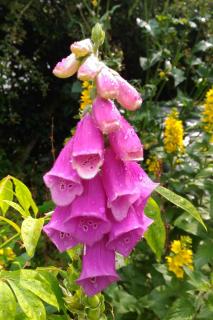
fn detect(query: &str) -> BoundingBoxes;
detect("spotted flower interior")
[44,35,159,296]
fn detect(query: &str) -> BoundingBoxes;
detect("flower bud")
[77,55,103,81]
[115,75,142,111]
[53,53,80,78]
[70,38,93,57]
[92,97,121,134]
[96,68,119,99]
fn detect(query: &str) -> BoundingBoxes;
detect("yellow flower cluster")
[0,247,16,269]
[91,0,98,7]
[166,236,193,278]
[146,155,162,177]
[80,81,93,111]
[164,109,184,153]
[202,87,213,136]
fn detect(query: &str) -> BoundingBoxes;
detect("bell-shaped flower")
[43,138,83,206]
[101,148,142,221]
[109,116,143,161]
[115,75,142,110]
[77,55,103,81]
[131,163,159,210]
[92,97,121,134]
[43,206,79,252]
[70,38,93,57]
[53,53,80,78]
[96,67,119,99]
[107,206,153,256]
[71,114,104,179]
[76,238,120,296]
[63,175,110,246]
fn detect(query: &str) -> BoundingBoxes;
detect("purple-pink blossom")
[45,38,159,296]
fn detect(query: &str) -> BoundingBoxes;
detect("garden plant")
[0,1,212,320]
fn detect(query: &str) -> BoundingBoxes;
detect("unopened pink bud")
[77,55,103,81]
[96,68,119,99]
[116,75,142,111]
[70,38,93,57]
[92,97,121,134]
[53,53,79,79]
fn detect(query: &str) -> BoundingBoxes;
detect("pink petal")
[96,67,119,99]
[63,175,110,246]
[70,38,93,57]
[43,206,79,252]
[77,55,103,81]
[115,75,142,110]
[92,97,121,134]
[71,114,104,179]
[101,148,141,221]
[43,138,83,206]
[53,53,80,78]
[109,116,143,161]
[107,206,153,256]
[76,238,120,296]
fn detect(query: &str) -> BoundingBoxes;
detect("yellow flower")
[91,0,98,7]
[202,87,213,135]
[146,155,162,177]
[164,108,184,153]
[166,237,193,279]
[159,71,166,79]
[171,240,181,254]
[80,81,93,111]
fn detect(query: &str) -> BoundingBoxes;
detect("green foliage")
[144,198,166,261]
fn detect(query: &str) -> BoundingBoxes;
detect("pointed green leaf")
[155,186,206,230]
[0,216,21,233]
[21,217,44,257]
[3,200,28,218]
[0,281,16,320]
[7,280,46,320]
[20,277,59,310]
[0,176,13,215]
[144,198,166,261]
[12,177,38,216]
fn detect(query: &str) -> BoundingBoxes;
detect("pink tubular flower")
[43,138,83,206]
[101,148,142,221]
[109,116,143,161]
[96,67,119,99]
[76,238,120,296]
[131,163,159,209]
[62,175,110,246]
[43,206,79,252]
[77,55,103,81]
[115,75,142,110]
[107,206,153,256]
[71,114,104,179]
[53,53,80,78]
[70,38,93,57]
[92,97,121,134]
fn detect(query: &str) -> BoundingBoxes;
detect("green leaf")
[0,176,13,215]
[20,277,59,310]
[144,198,166,261]
[3,200,28,218]
[194,40,213,52]
[0,216,21,233]
[21,217,44,257]
[7,280,46,320]
[12,177,38,217]
[171,67,186,86]
[165,297,195,320]
[155,186,206,230]
[0,281,16,320]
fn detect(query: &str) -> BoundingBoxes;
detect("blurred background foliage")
[0,0,213,319]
